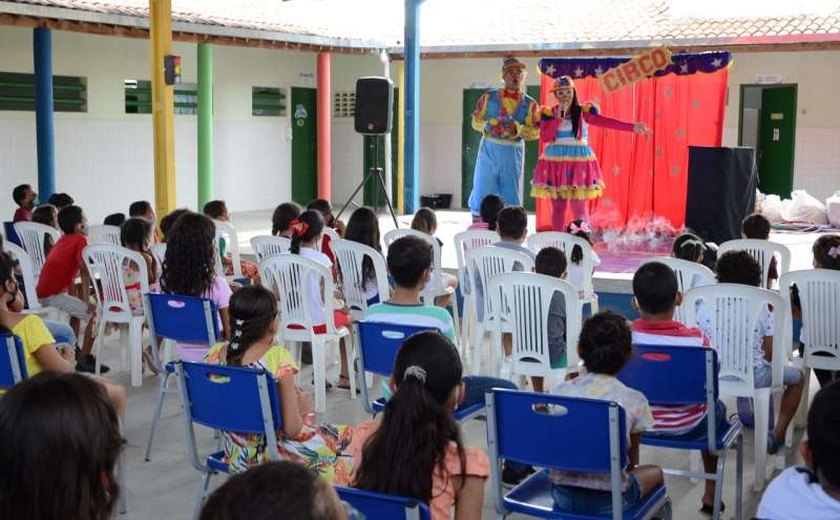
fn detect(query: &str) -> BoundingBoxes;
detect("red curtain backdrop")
[535,67,728,230]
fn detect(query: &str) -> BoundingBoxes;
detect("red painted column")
[317,52,331,200]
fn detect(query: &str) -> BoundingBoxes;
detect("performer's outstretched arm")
[471,93,490,132]
[583,109,651,137]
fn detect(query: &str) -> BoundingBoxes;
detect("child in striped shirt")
[630,261,727,517]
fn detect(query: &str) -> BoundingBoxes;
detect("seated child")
[411,207,458,307]
[532,246,568,393]
[103,213,126,227]
[128,200,155,222]
[757,381,840,519]
[11,183,36,222]
[343,206,385,307]
[199,461,355,520]
[551,311,663,516]
[34,205,100,372]
[565,219,601,297]
[742,213,778,289]
[204,285,353,481]
[203,199,260,284]
[468,194,504,231]
[47,192,74,212]
[631,261,728,515]
[120,217,158,316]
[159,208,189,242]
[349,331,488,520]
[716,250,804,454]
[307,199,345,264]
[271,202,301,238]
[31,204,58,256]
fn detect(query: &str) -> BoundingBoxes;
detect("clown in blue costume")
[468,58,541,217]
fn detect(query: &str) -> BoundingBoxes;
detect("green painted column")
[197,42,214,207]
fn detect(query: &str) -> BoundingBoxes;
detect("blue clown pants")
[468,137,524,215]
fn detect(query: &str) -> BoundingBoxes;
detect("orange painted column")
[317,52,331,200]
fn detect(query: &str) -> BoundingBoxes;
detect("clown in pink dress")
[532,76,651,231]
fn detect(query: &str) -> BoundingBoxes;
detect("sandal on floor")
[311,379,333,389]
[336,375,361,394]
[699,501,725,518]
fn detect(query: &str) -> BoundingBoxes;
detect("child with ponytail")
[349,331,488,520]
[289,210,354,390]
[204,285,354,482]
[565,219,601,296]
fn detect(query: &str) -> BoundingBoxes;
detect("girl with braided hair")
[204,285,354,482]
[349,331,488,520]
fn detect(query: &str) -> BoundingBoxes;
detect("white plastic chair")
[88,224,122,246]
[684,283,789,491]
[13,221,60,278]
[454,230,499,349]
[250,235,291,263]
[640,257,715,324]
[331,239,390,322]
[488,272,582,388]
[2,242,58,319]
[780,269,840,426]
[383,228,460,343]
[465,245,534,374]
[527,231,599,314]
[150,243,166,280]
[259,254,353,413]
[83,244,150,387]
[213,220,243,280]
[323,227,341,243]
[718,239,791,289]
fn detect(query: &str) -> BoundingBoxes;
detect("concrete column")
[150,0,177,216]
[197,42,214,208]
[404,0,421,213]
[317,52,331,200]
[33,27,56,200]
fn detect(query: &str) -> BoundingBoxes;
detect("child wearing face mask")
[35,205,101,373]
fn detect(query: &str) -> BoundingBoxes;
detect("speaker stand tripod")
[335,136,399,228]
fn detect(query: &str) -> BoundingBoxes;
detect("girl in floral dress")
[204,285,354,483]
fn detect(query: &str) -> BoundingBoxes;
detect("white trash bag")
[782,190,828,225]
[760,194,784,224]
[827,192,840,227]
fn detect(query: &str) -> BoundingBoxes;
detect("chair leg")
[119,325,130,372]
[344,338,357,400]
[129,322,143,387]
[449,296,462,348]
[753,394,770,491]
[471,323,485,374]
[192,470,214,520]
[736,436,744,520]
[460,298,473,355]
[794,367,810,428]
[312,340,327,413]
[689,451,701,483]
[144,371,172,462]
[93,318,107,376]
[712,447,727,520]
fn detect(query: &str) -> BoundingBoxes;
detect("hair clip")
[289,219,310,237]
[404,365,427,384]
[234,330,242,337]
[235,319,244,326]
[828,246,840,259]
[569,221,590,234]
[229,341,239,351]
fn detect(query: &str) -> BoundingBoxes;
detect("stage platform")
[230,208,834,317]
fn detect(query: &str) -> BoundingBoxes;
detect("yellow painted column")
[150,0,177,216]
[397,60,405,214]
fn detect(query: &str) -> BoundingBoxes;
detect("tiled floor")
[108,208,822,518]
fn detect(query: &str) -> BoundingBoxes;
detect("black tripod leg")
[335,171,375,222]
[373,168,399,228]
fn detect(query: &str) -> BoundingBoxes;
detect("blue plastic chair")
[0,333,27,390]
[143,293,220,461]
[2,222,21,247]
[618,345,744,520]
[175,361,282,520]
[485,389,671,519]
[356,320,484,423]
[336,486,431,520]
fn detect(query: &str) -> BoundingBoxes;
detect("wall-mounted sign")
[599,46,672,94]
[756,75,783,84]
[298,72,315,87]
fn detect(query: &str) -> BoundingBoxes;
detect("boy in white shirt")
[757,381,840,519]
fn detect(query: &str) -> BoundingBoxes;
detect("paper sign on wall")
[599,46,672,94]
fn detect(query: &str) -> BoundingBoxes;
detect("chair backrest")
[2,242,42,312]
[640,257,715,324]
[0,334,28,389]
[336,486,431,520]
[214,220,242,278]
[684,283,787,390]
[357,321,433,377]
[13,221,60,276]
[331,239,390,318]
[383,229,446,291]
[453,230,499,295]
[486,389,627,488]
[144,293,220,344]
[88,224,122,246]
[83,244,149,317]
[718,239,791,289]
[150,242,166,279]
[323,227,341,243]
[526,231,595,295]
[3,221,21,246]
[466,246,534,322]
[176,361,282,465]
[488,272,582,373]
[250,235,290,263]
[260,253,340,335]
[619,344,718,406]
[780,269,840,369]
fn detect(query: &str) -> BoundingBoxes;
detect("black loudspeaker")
[685,146,758,245]
[354,77,393,135]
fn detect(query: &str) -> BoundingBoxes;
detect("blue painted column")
[404,0,421,213]
[33,27,56,200]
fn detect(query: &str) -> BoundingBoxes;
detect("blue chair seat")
[372,398,484,422]
[504,469,668,520]
[641,417,741,452]
[206,450,228,473]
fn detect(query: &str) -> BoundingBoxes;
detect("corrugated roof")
[3,0,840,51]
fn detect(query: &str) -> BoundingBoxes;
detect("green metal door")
[758,86,797,198]
[291,87,317,204]
[363,88,399,208]
[461,86,539,211]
